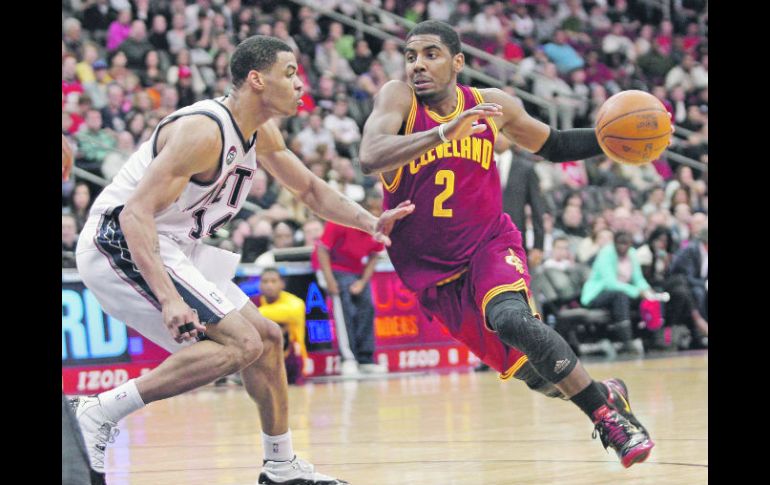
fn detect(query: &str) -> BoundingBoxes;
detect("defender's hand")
[163,298,205,343]
[374,200,415,247]
[443,103,503,141]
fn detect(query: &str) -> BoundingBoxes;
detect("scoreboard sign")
[62,266,478,394]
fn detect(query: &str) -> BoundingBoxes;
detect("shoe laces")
[91,421,120,468]
[592,410,632,451]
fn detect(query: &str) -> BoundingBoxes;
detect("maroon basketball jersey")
[383,84,516,292]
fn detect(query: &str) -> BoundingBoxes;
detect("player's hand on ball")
[443,103,502,141]
[374,200,415,247]
[163,298,205,343]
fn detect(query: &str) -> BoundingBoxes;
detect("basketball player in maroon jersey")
[359,21,654,467]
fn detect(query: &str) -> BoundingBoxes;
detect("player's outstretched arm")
[481,88,604,163]
[119,115,221,342]
[359,80,502,175]
[257,119,414,246]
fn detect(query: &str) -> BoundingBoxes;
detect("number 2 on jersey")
[433,169,454,218]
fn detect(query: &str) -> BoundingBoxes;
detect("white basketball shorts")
[75,207,250,353]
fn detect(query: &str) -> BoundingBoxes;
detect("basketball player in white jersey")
[71,35,414,485]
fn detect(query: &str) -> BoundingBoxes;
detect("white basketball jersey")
[90,97,259,242]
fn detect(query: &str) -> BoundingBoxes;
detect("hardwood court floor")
[104,352,707,485]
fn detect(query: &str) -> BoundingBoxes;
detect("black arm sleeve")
[534,127,604,163]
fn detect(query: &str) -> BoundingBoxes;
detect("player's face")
[404,35,463,101]
[263,51,305,116]
[259,272,284,300]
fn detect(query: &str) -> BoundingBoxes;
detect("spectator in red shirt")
[313,191,388,376]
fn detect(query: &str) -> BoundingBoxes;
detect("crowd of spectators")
[62,0,708,355]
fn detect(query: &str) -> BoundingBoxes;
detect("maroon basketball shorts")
[417,224,538,379]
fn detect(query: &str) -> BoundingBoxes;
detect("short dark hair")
[230,35,293,88]
[261,267,282,279]
[406,20,461,56]
[614,231,632,244]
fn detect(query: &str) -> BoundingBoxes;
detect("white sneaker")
[258,455,349,484]
[340,359,359,376]
[70,396,120,475]
[359,363,388,374]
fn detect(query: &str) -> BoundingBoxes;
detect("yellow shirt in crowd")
[258,291,309,369]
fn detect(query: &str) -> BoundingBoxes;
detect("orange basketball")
[595,90,672,166]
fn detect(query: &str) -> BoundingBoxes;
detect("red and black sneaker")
[602,378,646,433]
[592,404,655,468]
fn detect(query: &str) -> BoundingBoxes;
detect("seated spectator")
[555,204,588,253]
[543,236,576,271]
[665,53,708,93]
[580,231,654,354]
[350,39,373,76]
[107,8,133,52]
[448,2,475,36]
[257,268,310,384]
[295,113,337,161]
[542,30,585,74]
[636,225,675,289]
[328,158,365,203]
[427,0,452,23]
[315,35,356,84]
[301,219,325,248]
[666,228,708,346]
[641,186,668,216]
[376,38,405,82]
[62,214,79,269]
[75,109,116,188]
[101,130,136,180]
[533,63,580,129]
[577,228,614,266]
[67,182,93,233]
[121,20,154,70]
[511,4,535,39]
[323,96,361,159]
[356,60,389,100]
[670,203,692,248]
[473,4,504,44]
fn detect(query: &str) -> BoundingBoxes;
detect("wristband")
[438,123,450,143]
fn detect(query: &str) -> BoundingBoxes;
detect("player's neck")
[221,92,271,141]
[421,85,458,117]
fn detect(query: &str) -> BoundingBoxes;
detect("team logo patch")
[505,248,525,274]
[226,146,237,165]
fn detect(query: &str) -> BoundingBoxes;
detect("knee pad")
[514,362,567,400]
[486,291,578,384]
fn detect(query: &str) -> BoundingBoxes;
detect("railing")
[287,0,560,128]
[290,0,705,171]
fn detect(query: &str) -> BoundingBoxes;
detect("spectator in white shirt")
[323,96,362,159]
[296,113,337,161]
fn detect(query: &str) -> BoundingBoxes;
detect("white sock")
[262,429,294,462]
[98,379,145,422]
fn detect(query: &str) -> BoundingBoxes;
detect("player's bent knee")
[487,291,578,383]
[260,320,284,351]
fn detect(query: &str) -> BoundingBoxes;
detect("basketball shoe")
[70,396,120,482]
[602,378,646,433]
[258,456,349,484]
[591,404,654,468]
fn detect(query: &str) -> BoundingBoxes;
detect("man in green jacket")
[581,231,654,354]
